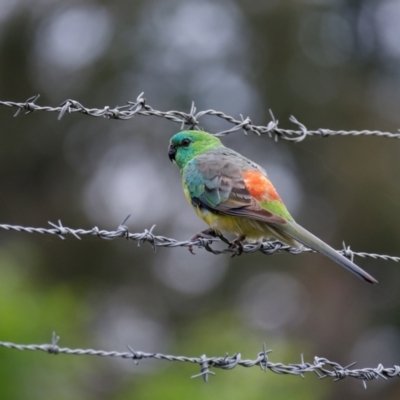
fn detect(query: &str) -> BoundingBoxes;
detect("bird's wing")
[184,153,291,225]
[184,151,378,284]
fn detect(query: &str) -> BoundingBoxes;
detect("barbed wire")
[0,332,398,387]
[1,93,400,142]
[2,94,400,390]
[0,217,399,263]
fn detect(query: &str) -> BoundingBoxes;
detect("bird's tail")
[274,221,378,284]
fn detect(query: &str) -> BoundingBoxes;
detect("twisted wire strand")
[0,219,399,262]
[1,94,400,142]
[2,96,400,389]
[0,334,399,386]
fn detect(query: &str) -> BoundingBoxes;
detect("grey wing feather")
[187,149,286,224]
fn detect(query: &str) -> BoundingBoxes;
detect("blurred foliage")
[1,0,400,399]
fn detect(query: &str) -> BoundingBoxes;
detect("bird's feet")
[189,228,217,254]
[228,235,246,257]
[188,230,245,257]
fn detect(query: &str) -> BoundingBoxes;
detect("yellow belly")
[197,207,264,238]
[193,205,300,247]
[183,184,299,247]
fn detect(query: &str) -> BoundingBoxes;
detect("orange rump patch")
[242,170,281,201]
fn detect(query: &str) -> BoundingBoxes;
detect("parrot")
[168,130,377,284]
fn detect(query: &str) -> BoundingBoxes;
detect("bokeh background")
[1,0,400,399]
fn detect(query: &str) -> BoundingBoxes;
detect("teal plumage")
[168,130,378,284]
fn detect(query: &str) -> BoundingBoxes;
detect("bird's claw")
[189,231,245,257]
[188,229,217,255]
[228,236,245,257]
[188,245,196,255]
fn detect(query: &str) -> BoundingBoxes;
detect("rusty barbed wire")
[0,333,398,387]
[0,218,399,262]
[1,93,400,142]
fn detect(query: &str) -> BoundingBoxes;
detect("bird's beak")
[168,144,176,162]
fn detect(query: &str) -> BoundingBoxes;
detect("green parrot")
[168,130,377,284]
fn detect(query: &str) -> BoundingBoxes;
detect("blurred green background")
[1,0,400,399]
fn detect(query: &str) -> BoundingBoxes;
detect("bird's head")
[168,130,222,169]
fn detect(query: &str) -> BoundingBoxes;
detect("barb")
[0,219,399,262]
[1,94,400,142]
[0,334,399,386]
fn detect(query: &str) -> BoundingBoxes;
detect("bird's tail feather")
[274,221,378,284]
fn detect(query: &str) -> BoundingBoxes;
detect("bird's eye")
[181,138,191,147]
